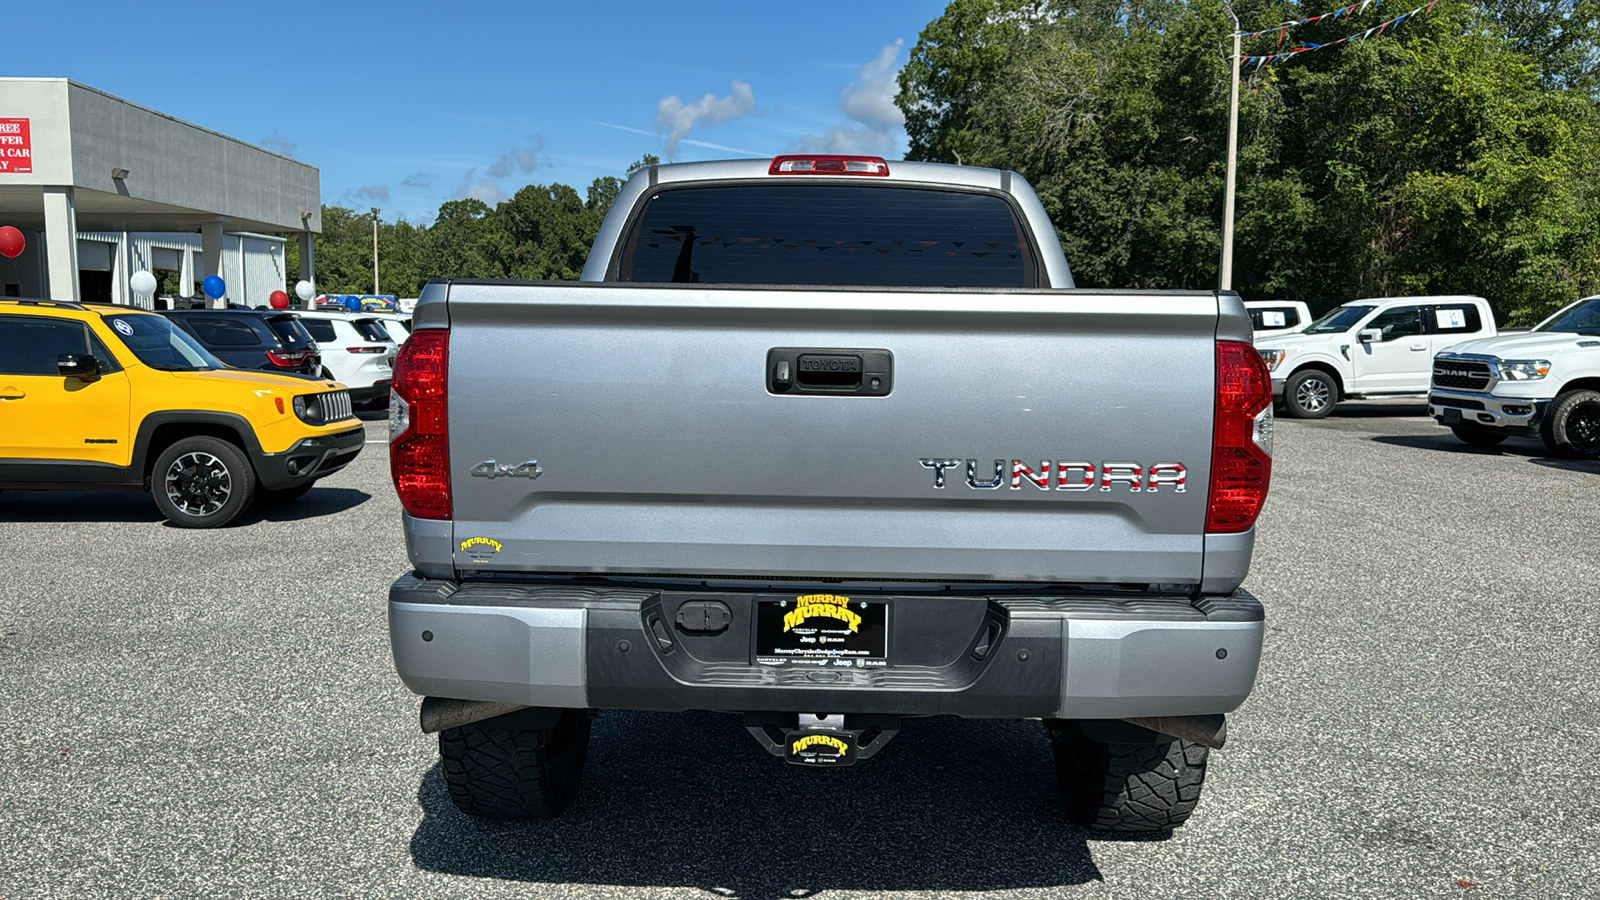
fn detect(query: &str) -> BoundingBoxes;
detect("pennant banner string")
[1235,0,1437,67]
[1232,0,1385,38]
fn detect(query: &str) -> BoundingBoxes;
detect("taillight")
[348,345,388,354]
[1207,341,1274,533]
[266,350,309,366]
[389,329,450,519]
[769,155,890,176]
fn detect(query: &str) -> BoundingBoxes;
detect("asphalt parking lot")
[1,404,1597,899]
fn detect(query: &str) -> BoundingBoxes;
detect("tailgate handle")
[767,348,893,396]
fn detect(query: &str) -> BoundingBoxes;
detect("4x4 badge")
[470,459,542,479]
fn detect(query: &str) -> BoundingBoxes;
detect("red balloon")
[268,290,290,310]
[0,226,24,260]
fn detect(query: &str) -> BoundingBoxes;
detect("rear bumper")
[1428,389,1549,434]
[348,381,390,405]
[252,426,365,489]
[388,575,1265,720]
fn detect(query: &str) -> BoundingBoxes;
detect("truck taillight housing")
[389,329,451,519]
[1207,341,1274,533]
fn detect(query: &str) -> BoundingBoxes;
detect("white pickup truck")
[1429,294,1600,457]
[1255,295,1496,418]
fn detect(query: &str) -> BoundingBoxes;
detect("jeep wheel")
[151,437,255,528]
[1450,427,1507,448]
[439,708,591,820]
[1545,389,1600,459]
[1049,721,1209,832]
[1283,369,1337,419]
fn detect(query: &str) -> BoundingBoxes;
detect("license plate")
[754,594,888,667]
[1440,407,1462,423]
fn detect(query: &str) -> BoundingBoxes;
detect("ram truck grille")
[1432,361,1492,391]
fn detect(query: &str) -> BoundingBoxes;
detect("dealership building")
[0,78,320,307]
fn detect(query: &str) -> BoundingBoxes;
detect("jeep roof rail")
[0,298,89,310]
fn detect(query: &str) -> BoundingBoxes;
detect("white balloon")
[130,270,158,295]
[294,280,314,302]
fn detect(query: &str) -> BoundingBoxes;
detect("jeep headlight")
[1496,359,1550,381]
[292,394,325,425]
[1259,348,1287,373]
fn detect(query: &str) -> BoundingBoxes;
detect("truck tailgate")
[444,282,1220,584]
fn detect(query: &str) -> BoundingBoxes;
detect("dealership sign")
[0,119,32,174]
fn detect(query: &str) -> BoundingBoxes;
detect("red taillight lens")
[768,155,890,176]
[390,329,451,519]
[348,345,388,354]
[266,350,308,366]
[1207,341,1274,533]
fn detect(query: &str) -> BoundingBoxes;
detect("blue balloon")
[202,275,226,299]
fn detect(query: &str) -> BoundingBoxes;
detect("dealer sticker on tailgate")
[754,594,888,668]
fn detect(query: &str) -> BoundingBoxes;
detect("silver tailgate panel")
[445,282,1217,584]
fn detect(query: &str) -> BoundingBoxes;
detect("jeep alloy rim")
[1296,378,1330,412]
[164,452,232,516]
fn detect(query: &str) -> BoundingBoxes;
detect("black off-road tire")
[1049,722,1209,832]
[1543,389,1600,459]
[1283,368,1337,419]
[1450,426,1508,447]
[438,708,591,820]
[150,436,256,528]
[256,483,315,504]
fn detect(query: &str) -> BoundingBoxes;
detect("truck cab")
[1256,295,1496,418]
[1244,299,1311,339]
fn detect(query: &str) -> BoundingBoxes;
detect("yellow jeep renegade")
[0,299,365,527]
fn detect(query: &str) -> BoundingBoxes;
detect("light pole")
[1220,5,1242,292]
[371,206,380,294]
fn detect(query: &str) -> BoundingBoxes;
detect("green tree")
[898,0,1600,323]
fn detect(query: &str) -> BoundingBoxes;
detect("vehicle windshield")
[1535,296,1600,335]
[104,314,222,371]
[1303,305,1376,334]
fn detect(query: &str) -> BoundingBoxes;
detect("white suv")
[1256,295,1497,419]
[297,311,398,408]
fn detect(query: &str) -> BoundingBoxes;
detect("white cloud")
[351,184,391,204]
[453,168,506,205]
[655,80,756,158]
[795,41,908,157]
[486,136,548,178]
[259,131,298,158]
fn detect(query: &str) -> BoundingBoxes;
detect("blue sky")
[9,1,950,224]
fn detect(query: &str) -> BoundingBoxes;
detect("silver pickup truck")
[386,156,1273,832]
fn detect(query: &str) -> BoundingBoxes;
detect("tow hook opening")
[743,712,901,766]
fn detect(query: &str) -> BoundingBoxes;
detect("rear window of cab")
[617,184,1039,287]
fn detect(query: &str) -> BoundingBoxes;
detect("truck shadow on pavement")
[0,487,372,523]
[1370,433,1600,473]
[410,711,1117,896]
